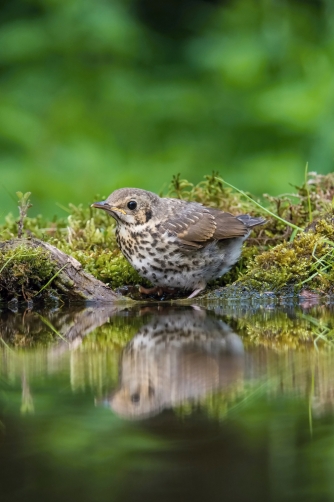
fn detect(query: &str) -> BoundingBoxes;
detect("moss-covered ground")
[1,172,334,302]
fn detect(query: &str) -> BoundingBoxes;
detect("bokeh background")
[1,0,334,220]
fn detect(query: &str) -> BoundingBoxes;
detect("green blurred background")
[1,0,334,220]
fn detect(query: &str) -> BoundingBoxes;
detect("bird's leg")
[187,287,205,299]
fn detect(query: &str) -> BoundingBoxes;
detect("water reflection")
[0,303,127,347]
[2,305,334,501]
[108,308,244,419]
[2,303,334,422]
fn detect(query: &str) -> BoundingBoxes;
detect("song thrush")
[92,188,265,298]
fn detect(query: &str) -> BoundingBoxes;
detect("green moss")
[0,245,57,301]
[49,206,150,289]
[235,214,334,294]
[1,173,334,299]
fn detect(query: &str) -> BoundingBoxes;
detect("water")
[1,302,334,502]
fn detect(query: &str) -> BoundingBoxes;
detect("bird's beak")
[91,200,107,210]
[91,201,126,215]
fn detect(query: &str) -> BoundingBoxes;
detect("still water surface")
[1,302,334,502]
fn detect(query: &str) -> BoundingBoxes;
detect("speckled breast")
[114,222,226,289]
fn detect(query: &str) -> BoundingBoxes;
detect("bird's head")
[91,188,160,225]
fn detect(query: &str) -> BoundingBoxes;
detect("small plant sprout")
[16,191,32,238]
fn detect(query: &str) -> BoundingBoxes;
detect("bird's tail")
[237,215,266,228]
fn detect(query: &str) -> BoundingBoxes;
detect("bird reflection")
[106,308,244,420]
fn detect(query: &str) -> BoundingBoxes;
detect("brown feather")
[161,206,215,243]
[161,204,249,250]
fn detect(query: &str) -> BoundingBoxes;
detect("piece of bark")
[0,238,124,303]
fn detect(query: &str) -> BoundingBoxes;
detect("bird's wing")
[160,205,248,251]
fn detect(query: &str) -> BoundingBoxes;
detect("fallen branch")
[0,238,124,303]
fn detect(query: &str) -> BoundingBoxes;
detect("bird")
[91,188,265,298]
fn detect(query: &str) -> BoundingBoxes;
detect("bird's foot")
[138,285,176,296]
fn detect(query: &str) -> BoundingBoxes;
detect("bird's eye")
[127,200,137,210]
[130,393,140,404]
